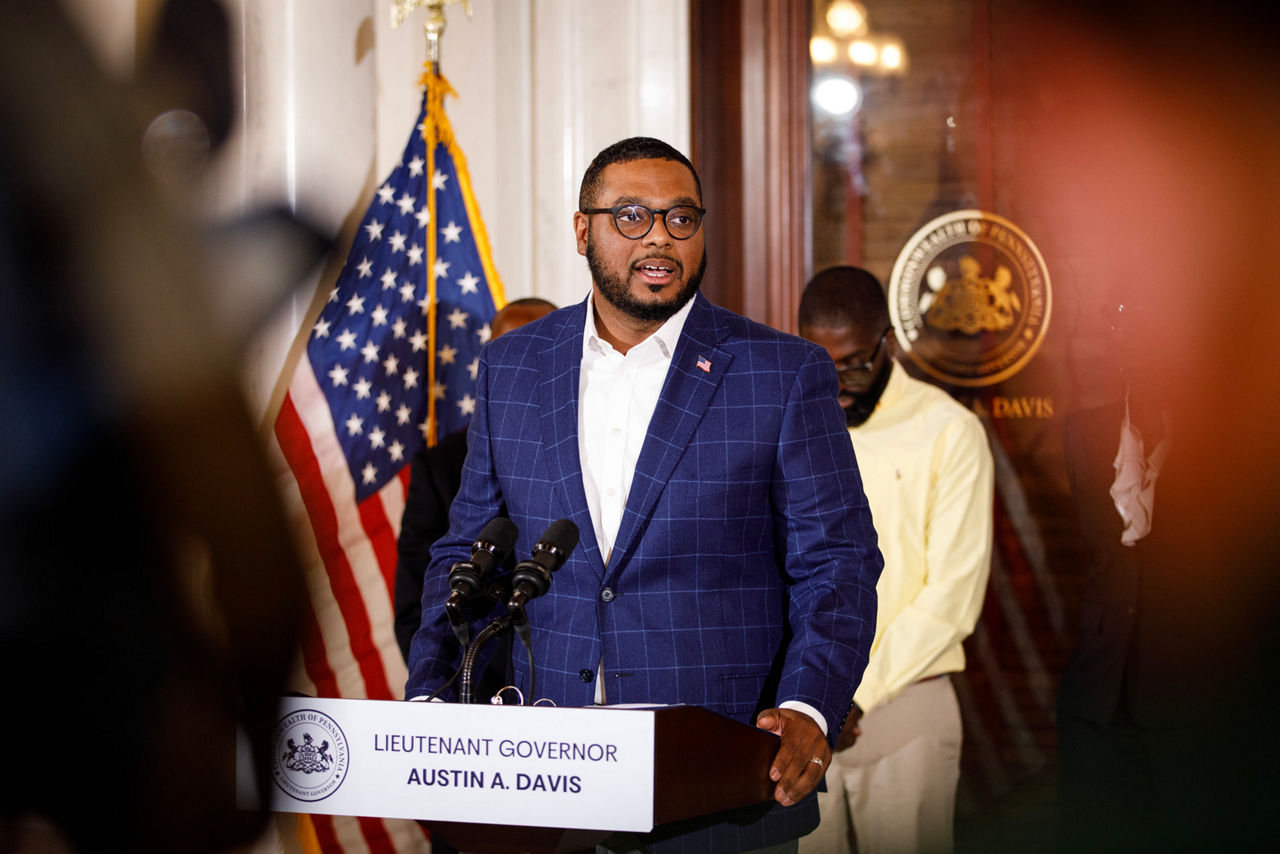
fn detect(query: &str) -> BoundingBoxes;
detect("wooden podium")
[425,704,778,853]
[244,697,780,854]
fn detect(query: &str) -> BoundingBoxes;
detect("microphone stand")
[458,611,537,704]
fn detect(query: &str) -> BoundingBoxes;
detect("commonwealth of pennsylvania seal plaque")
[888,210,1051,387]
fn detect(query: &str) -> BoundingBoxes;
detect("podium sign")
[239,697,656,832]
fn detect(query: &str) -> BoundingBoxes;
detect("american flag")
[272,71,504,854]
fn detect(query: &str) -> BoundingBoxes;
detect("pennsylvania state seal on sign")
[271,708,350,802]
[888,210,1051,387]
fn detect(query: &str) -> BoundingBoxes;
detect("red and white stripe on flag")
[272,361,429,854]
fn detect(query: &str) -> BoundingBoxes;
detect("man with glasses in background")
[798,266,993,854]
[406,138,882,853]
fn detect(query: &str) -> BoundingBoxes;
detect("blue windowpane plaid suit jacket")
[407,294,882,851]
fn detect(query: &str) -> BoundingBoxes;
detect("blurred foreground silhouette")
[1004,1,1280,849]
[0,3,315,852]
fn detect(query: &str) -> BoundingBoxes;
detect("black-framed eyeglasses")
[579,203,706,240]
[834,327,892,384]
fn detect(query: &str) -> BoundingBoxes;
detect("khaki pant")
[800,675,961,854]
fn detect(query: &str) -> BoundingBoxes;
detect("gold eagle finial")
[391,0,473,67]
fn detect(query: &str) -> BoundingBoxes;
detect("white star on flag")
[447,308,469,330]
[365,221,384,241]
[337,330,358,350]
[345,413,363,435]
[353,378,372,399]
[389,231,407,252]
[407,245,424,266]
[457,394,476,416]
[328,364,349,386]
[432,169,448,190]
[441,222,463,243]
[457,272,480,294]
[438,344,458,365]
[407,156,424,177]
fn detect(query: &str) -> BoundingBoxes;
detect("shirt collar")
[583,292,697,359]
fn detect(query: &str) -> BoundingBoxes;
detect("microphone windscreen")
[539,518,580,555]
[477,517,519,556]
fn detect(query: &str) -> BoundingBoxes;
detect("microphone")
[506,519,580,632]
[445,517,519,646]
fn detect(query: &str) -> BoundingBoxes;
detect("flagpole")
[390,0,474,445]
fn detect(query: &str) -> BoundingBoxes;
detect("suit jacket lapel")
[607,295,733,578]
[538,299,606,580]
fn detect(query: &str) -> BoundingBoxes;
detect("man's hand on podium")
[755,708,831,807]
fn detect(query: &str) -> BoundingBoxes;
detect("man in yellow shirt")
[797,266,994,854]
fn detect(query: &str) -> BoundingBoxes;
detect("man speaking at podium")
[406,137,882,853]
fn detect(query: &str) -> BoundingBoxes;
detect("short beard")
[586,233,706,324]
[844,359,893,428]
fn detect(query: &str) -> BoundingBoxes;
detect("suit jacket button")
[579,669,594,683]
[600,587,615,602]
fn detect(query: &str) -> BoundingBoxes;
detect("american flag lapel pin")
[696,355,712,373]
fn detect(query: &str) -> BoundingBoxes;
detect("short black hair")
[798,266,890,331]
[578,137,702,211]
[502,297,558,312]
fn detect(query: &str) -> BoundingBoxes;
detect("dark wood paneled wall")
[691,0,811,335]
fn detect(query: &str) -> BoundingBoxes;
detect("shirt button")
[610,427,621,436]
[579,669,594,683]
[606,488,616,497]
[600,587,615,602]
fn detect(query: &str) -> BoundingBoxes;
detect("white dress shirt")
[1109,392,1172,547]
[579,296,695,564]
[577,296,827,734]
[578,297,691,704]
